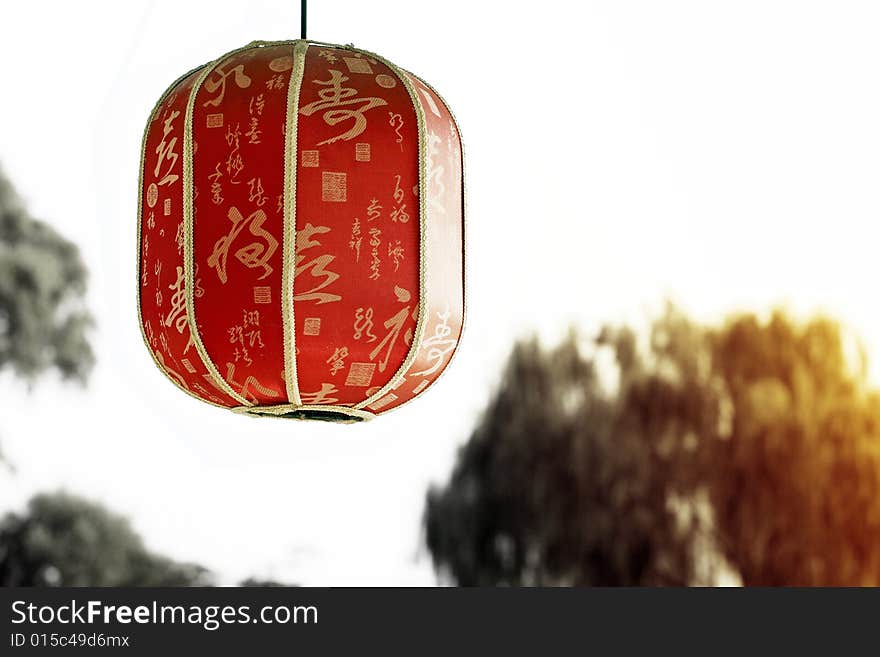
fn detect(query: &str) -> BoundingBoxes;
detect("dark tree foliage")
[425,308,880,586]
[0,166,93,382]
[238,578,293,587]
[0,170,221,588]
[0,492,212,586]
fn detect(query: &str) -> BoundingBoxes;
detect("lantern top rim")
[243,38,364,51]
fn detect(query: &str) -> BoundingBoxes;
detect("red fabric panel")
[139,69,239,407]
[366,74,464,414]
[293,45,420,406]
[192,45,292,405]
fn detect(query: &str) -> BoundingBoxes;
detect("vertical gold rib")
[412,73,466,341]
[182,51,252,407]
[282,40,310,406]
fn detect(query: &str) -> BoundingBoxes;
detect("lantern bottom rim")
[232,404,375,423]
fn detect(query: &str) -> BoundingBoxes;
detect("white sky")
[3,0,880,585]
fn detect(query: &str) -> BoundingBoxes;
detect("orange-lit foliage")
[709,313,880,585]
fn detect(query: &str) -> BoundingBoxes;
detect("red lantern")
[137,39,464,422]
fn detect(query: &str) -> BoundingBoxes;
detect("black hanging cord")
[301,0,307,39]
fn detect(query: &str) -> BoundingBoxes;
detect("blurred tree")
[425,308,880,586]
[0,166,93,382]
[0,170,219,588]
[0,492,212,586]
[707,312,880,585]
[425,315,715,586]
[238,578,293,587]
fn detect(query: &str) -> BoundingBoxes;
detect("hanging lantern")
[137,39,464,422]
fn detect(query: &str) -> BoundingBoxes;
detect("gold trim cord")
[282,40,310,406]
